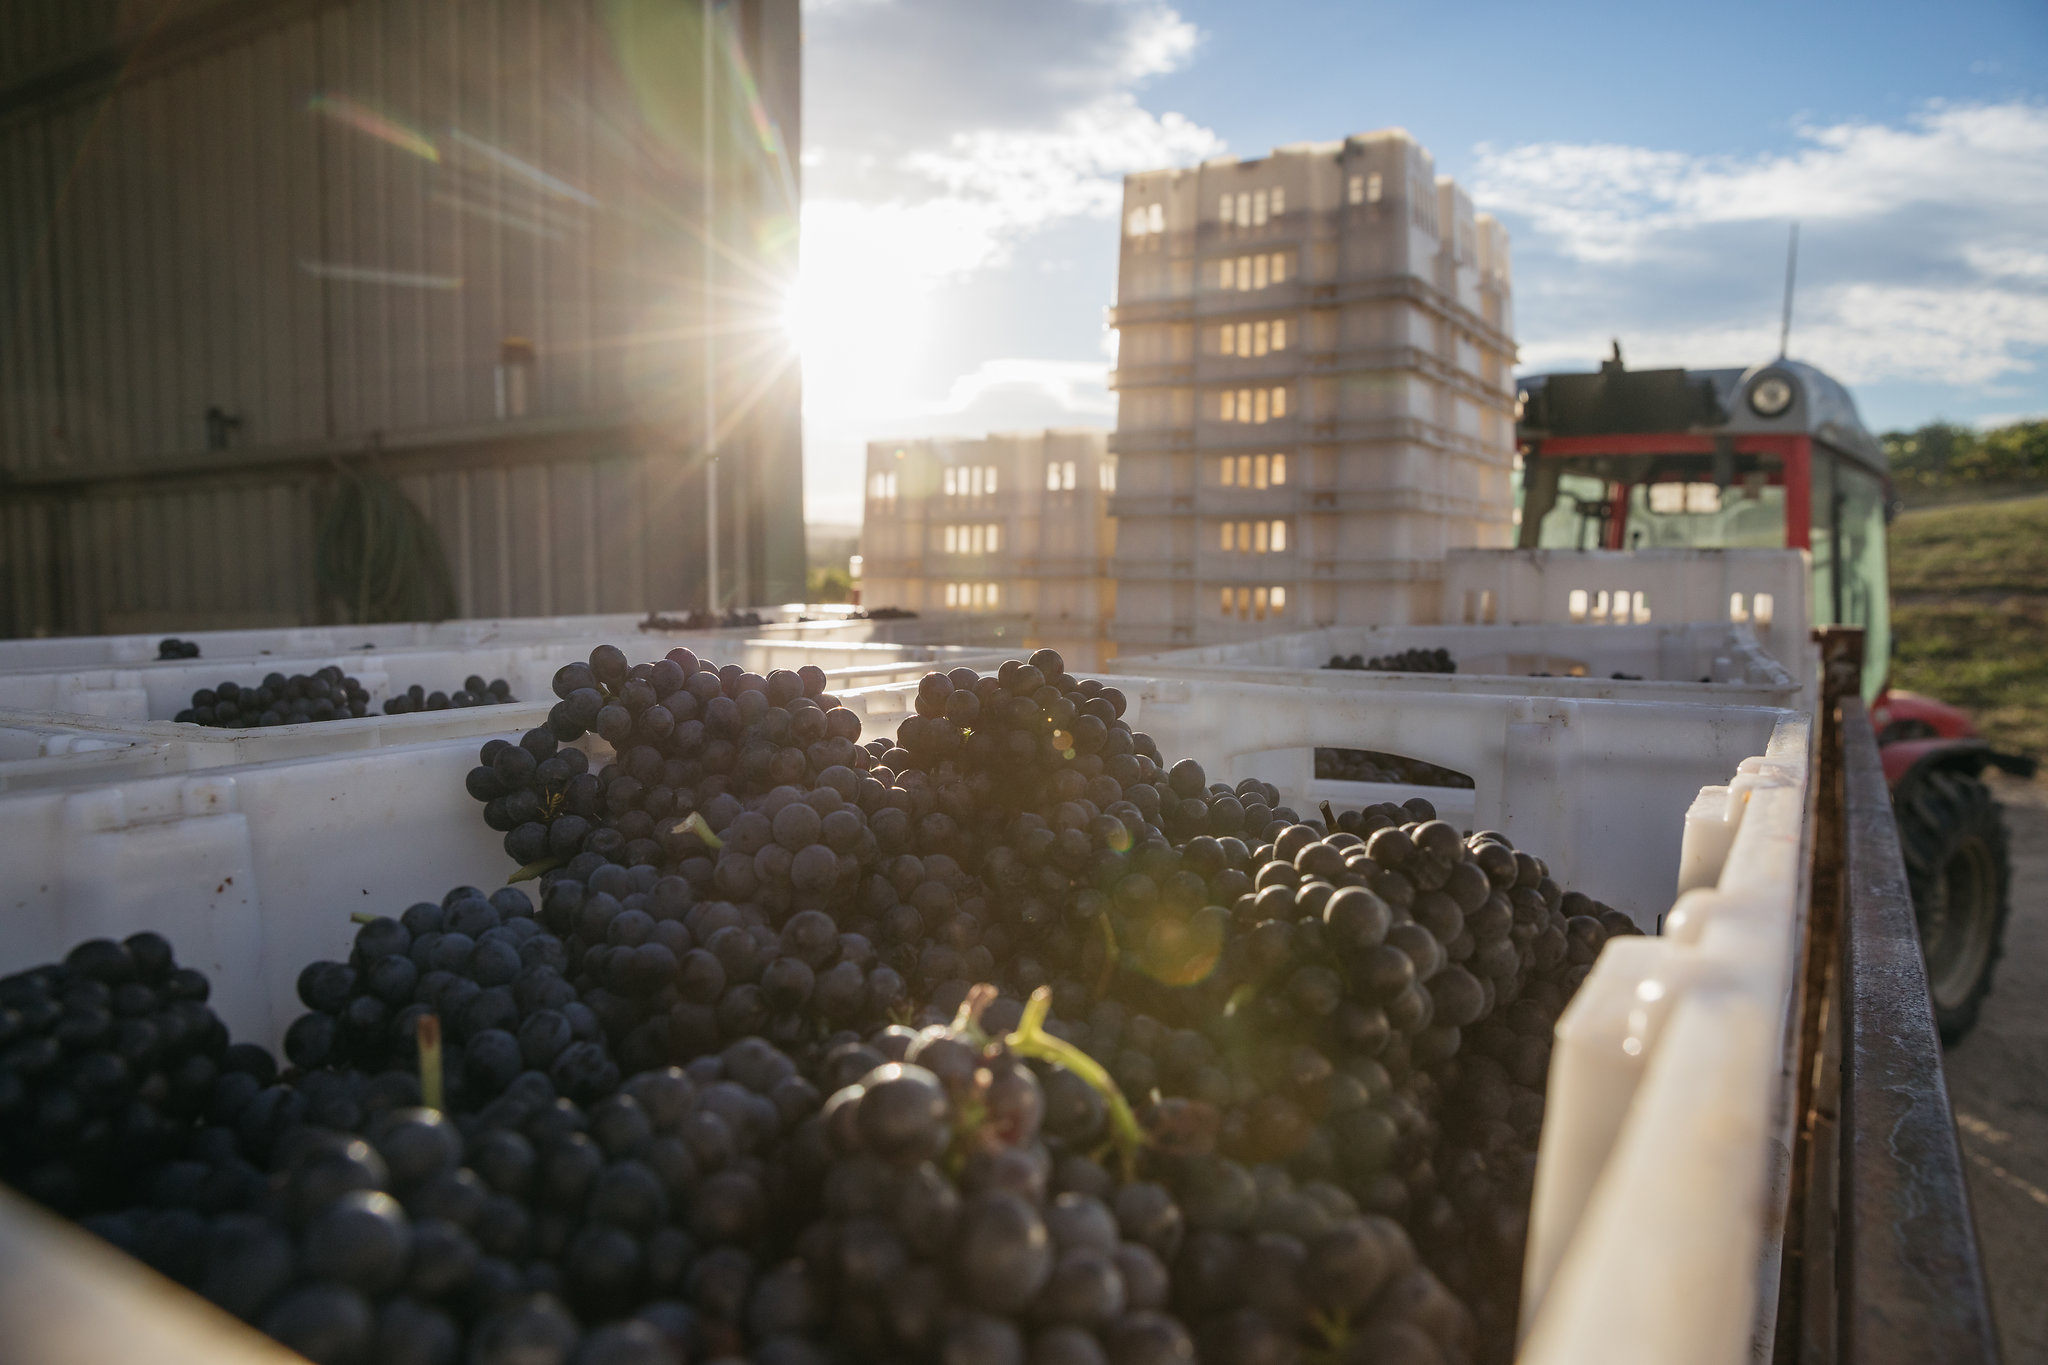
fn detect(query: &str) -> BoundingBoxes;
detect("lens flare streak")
[307,94,440,163]
[298,260,462,290]
[447,128,600,206]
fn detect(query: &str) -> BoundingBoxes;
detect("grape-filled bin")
[0,640,1004,722]
[0,661,1812,1365]
[1113,619,1805,707]
[0,641,1004,794]
[839,672,1796,929]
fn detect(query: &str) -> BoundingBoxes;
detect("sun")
[776,235,932,421]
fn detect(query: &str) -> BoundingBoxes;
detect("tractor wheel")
[1895,769,2011,1044]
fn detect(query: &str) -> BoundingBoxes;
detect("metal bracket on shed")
[1774,626,2001,1365]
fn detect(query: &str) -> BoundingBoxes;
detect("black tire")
[1895,769,2011,1045]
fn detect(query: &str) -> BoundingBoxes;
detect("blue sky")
[795,0,2048,525]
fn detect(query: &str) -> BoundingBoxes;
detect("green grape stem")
[950,983,998,1049]
[1310,1308,1353,1353]
[1094,914,1120,998]
[1004,986,1146,1176]
[349,911,379,925]
[674,811,725,851]
[508,855,567,884]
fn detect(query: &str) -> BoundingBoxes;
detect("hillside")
[1888,495,2048,762]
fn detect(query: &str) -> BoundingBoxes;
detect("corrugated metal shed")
[0,0,803,636]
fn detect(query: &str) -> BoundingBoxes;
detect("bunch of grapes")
[637,609,768,631]
[158,637,202,659]
[177,668,373,727]
[0,933,267,1217]
[1312,749,1476,789]
[7,641,1663,1365]
[5,918,838,1365]
[1325,648,1457,675]
[383,676,517,714]
[282,885,615,1109]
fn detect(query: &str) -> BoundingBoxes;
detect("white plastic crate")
[0,705,556,794]
[1114,620,1807,709]
[0,642,1003,793]
[0,672,1798,1038]
[0,640,1002,722]
[0,741,511,1047]
[0,612,761,672]
[837,672,1795,928]
[0,675,1811,1365]
[1521,714,1812,1365]
[1442,547,1812,678]
[0,608,1024,672]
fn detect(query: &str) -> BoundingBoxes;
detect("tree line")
[1883,418,2048,490]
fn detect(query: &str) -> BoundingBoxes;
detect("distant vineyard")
[1884,420,2048,491]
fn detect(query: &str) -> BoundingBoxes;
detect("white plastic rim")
[1521,713,1812,1365]
[1114,620,1805,710]
[0,642,1006,793]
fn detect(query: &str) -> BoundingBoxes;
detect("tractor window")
[1519,453,1786,550]
[1810,450,1837,640]
[1526,470,1615,549]
[1623,477,1786,550]
[1810,451,1891,701]
[1837,461,1891,702]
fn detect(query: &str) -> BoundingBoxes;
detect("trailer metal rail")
[1779,628,2000,1365]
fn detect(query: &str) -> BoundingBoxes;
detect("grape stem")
[1310,1309,1353,1354]
[1004,986,1145,1176]
[673,811,725,851]
[417,1012,445,1112]
[1094,914,1119,998]
[1320,800,1339,831]
[508,855,567,884]
[349,911,378,925]
[951,982,998,1046]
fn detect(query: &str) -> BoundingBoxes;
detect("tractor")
[1514,348,2035,1042]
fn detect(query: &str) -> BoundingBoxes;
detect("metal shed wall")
[0,0,803,636]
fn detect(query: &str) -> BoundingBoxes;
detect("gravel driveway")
[1944,773,2048,1364]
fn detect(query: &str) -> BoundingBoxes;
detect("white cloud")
[1477,102,2048,399]
[904,94,1220,250]
[797,0,1214,524]
[1518,285,2048,390]
[1965,245,2048,282]
[1476,103,2048,266]
[923,358,1115,419]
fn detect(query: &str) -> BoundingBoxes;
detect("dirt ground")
[1944,772,2048,1364]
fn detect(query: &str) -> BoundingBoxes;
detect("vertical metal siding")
[0,0,126,95]
[1,0,800,636]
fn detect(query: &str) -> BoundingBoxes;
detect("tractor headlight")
[1749,375,1794,417]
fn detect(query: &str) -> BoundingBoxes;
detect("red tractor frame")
[1517,350,2034,1040]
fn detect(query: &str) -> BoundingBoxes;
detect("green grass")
[1887,495,2048,762]
[1889,494,2048,597]
[1891,598,2048,761]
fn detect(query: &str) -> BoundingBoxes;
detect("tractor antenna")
[1778,223,1799,359]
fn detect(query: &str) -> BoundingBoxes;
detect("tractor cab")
[1515,348,1892,702]
[1517,348,2034,1043]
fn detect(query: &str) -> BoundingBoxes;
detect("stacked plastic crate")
[1108,130,1519,650]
